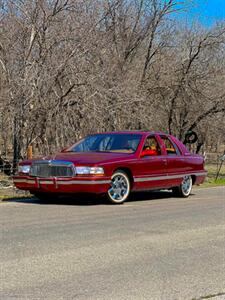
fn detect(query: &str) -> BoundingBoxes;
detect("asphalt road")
[0,187,225,300]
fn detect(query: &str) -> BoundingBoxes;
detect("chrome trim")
[13,172,206,185]
[13,178,110,185]
[29,160,76,178]
[57,180,110,185]
[134,175,169,182]
[40,180,54,184]
[134,172,207,183]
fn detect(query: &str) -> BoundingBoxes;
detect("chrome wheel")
[107,171,130,204]
[181,175,192,197]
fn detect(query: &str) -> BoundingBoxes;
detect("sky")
[177,0,225,27]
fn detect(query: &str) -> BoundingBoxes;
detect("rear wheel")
[107,171,131,204]
[173,175,192,197]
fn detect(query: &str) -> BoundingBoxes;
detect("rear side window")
[161,136,181,155]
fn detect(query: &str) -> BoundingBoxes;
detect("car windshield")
[67,133,142,153]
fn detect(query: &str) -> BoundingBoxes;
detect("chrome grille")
[30,161,75,178]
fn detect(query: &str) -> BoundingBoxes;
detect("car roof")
[90,130,169,136]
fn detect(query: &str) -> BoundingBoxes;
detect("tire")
[173,175,192,197]
[107,170,131,204]
[184,131,198,145]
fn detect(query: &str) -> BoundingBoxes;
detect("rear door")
[159,135,187,187]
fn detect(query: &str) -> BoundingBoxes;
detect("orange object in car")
[142,149,158,156]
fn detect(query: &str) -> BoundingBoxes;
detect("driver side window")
[142,136,161,156]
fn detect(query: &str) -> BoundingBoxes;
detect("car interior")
[141,137,161,156]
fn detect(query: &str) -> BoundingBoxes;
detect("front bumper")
[13,175,111,194]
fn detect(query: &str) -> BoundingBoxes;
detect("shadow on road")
[2,189,196,206]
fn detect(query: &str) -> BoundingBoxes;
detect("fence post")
[27,145,33,160]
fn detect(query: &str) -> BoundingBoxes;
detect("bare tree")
[0,0,224,165]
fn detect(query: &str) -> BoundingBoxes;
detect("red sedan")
[13,131,207,204]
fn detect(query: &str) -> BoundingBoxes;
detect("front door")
[134,135,168,190]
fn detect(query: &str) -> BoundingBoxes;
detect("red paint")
[13,131,207,196]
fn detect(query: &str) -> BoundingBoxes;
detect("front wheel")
[107,171,131,204]
[173,175,192,197]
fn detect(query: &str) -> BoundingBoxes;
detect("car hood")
[39,152,135,165]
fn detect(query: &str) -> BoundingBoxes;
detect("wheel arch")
[112,167,134,189]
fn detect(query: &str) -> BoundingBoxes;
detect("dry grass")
[0,174,29,199]
[198,163,225,188]
[205,163,225,178]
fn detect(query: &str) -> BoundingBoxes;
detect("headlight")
[18,165,31,174]
[75,166,104,175]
